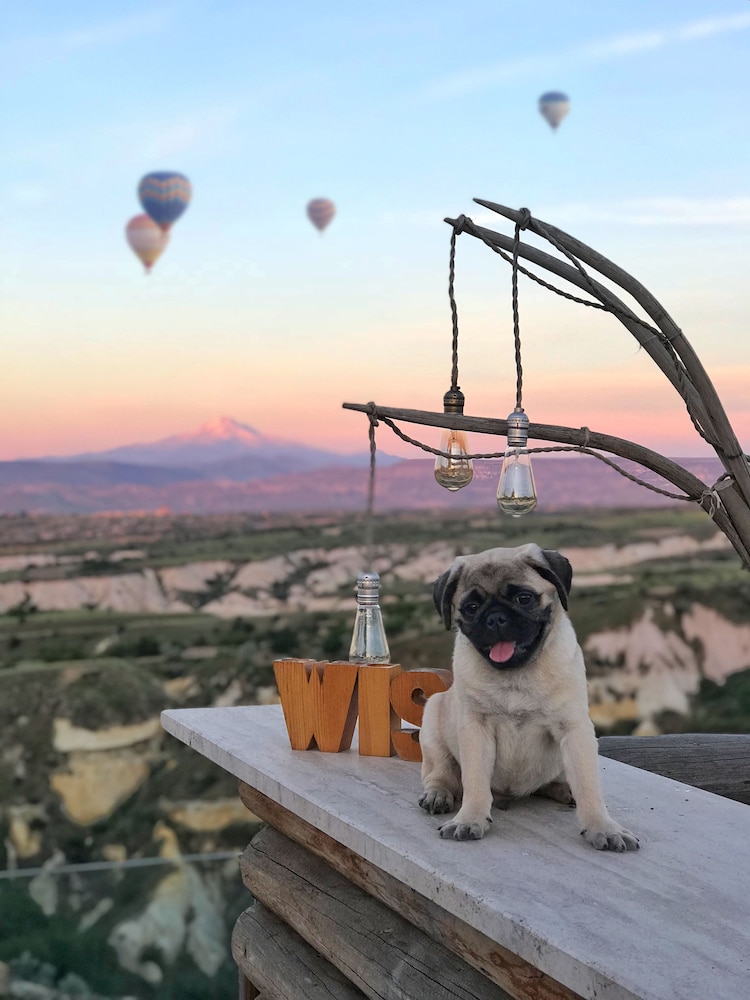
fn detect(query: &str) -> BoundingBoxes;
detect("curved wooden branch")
[341,401,750,568]
[445,202,750,565]
[472,200,750,503]
[443,215,711,432]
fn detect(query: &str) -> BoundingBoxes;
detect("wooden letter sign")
[273,659,452,762]
[389,668,452,762]
[274,659,359,752]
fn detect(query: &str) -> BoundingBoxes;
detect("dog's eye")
[461,602,480,617]
[514,591,536,607]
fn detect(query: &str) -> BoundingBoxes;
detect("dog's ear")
[530,549,573,611]
[432,560,464,630]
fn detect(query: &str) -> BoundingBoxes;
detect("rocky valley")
[1,507,749,998]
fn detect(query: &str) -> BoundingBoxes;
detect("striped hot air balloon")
[307,197,336,233]
[538,92,570,130]
[138,171,192,230]
[125,214,170,273]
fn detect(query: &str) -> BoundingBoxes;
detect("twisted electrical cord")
[511,209,531,410]
[447,215,466,392]
[365,406,696,501]
[457,213,719,449]
[358,207,738,541]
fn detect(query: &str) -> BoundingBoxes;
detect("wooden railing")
[162,705,750,1000]
[598,732,750,805]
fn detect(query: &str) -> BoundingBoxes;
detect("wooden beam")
[341,400,750,569]
[472,201,732,455]
[467,200,750,547]
[598,734,750,805]
[233,902,367,999]
[238,783,579,1000]
[342,402,706,495]
[242,825,521,1000]
[238,974,260,1000]
[163,705,750,1000]
[449,213,711,430]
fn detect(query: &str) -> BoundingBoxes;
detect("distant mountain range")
[40,416,388,481]
[0,417,725,515]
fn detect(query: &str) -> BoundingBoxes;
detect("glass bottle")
[349,571,391,664]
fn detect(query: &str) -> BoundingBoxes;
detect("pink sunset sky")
[2,3,749,463]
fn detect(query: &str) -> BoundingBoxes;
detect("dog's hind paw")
[419,789,455,815]
[438,817,489,841]
[535,780,575,806]
[581,823,640,852]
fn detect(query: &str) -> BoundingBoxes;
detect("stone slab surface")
[162,705,750,1000]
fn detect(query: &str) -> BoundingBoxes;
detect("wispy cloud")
[0,8,174,81]
[2,182,52,205]
[416,11,750,102]
[549,197,750,227]
[379,198,750,230]
[103,105,241,165]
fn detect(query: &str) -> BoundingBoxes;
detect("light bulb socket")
[442,387,466,414]
[506,407,529,448]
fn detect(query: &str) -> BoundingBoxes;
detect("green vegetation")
[0,506,748,998]
[658,671,750,734]
[60,664,167,728]
[0,870,246,1000]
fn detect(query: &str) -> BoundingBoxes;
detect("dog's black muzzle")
[458,594,551,669]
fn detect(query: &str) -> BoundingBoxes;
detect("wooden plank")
[162,705,750,1000]
[238,973,260,1000]
[341,400,750,570]
[239,782,578,1000]
[232,902,366,999]
[598,734,750,804]
[242,825,513,1000]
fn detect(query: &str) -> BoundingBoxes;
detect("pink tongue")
[489,641,516,663]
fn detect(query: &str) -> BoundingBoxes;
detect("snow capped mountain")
[26,416,404,488]
[62,417,361,469]
[168,416,268,449]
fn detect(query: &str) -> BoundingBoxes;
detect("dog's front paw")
[438,809,491,841]
[581,822,639,852]
[419,789,455,815]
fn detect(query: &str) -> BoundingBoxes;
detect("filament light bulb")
[496,408,537,517]
[349,571,391,664]
[434,387,474,491]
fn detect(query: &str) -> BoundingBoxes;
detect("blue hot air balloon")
[538,92,570,130]
[138,171,192,230]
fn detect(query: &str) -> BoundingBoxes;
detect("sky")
[1,0,749,461]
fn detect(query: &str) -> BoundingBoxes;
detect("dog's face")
[432,544,572,670]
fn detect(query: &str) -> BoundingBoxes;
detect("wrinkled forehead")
[459,547,550,597]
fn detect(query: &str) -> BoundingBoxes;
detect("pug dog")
[419,543,639,852]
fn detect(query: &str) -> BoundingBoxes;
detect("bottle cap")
[356,570,381,603]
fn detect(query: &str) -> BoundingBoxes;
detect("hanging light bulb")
[349,571,391,664]
[434,388,474,491]
[497,408,537,517]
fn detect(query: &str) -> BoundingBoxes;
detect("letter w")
[274,659,359,752]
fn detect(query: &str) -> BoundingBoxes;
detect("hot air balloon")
[307,197,335,233]
[538,91,570,130]
[138,171,192,230]
[125,214,170,273]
